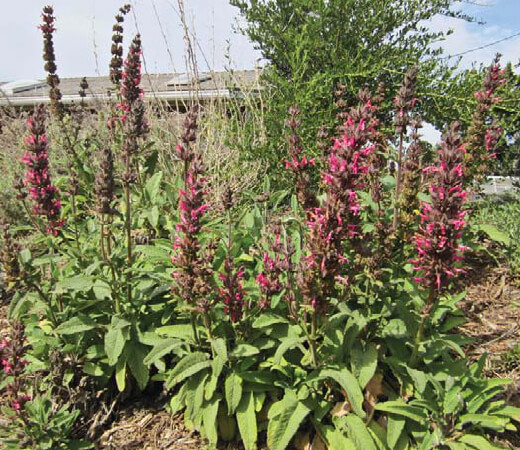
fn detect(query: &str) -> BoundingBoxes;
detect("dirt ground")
[1,256,519,449]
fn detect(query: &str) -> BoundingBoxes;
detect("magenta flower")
[171,107,214,314]
[298,89,377,312]
[21,105,63,235]
[0,322,30,414]
[412,122,467,293]
[465,55,506,185]
[219,260,246,323]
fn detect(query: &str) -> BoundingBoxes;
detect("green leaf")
[351,343,378,389]
[147,206,160,228]
[237,391,257,450]
[387,414,406,449]
[202,396,221,448]
[321,369,366,419]
[145,171,163,201]
[105,327,126,366]
[382,319,407,338]
[474,224,510,246]
[492,405,520,422]
[115,357,127,392]
[458,413,509,431]
[458,434,501,449]
[156,324,194,340]
[55,276,94,292]
[206,339,228,400]
[126,342,150,391]
[343,414,377,450]
[375,400,427,423]
[267,391,311,450]
[83,362,105,377]
[135,245,172,262]
[273,336,306,364]
[166,352,211,389]
[232,344,260,358]
[407,367,428,394]
[252,313,289,328]
[55,315,97,335]
[225,372,243,415]
[313,422,356,450]
[93,280,111,300]
[143,338,182,366]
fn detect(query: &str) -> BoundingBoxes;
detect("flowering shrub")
[2,5,519,450]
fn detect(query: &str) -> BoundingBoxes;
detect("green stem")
[30,282,58,329]
[21,200,47,238]
[309,310,319,369]
[124,147,133,306]
[191,312,200,347]
[203,313,213,343]
[409,288,436,368]
[392,131,405,230]
[100,214,106,261]
[71,191,80,254]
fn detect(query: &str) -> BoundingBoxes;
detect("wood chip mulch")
[97,408,203,450]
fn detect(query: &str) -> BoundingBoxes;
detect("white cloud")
[430,14,520,70]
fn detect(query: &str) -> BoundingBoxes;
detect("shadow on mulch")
[457,250,520,449]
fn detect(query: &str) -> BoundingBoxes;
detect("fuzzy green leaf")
[387,414,406,449]
[166,352,211,388]
[145,171,163,201]
[143,338,182,366]
[105,327,126,366]
[232,344,260,357]
[205,339,228,400]
[55,315,97,335]
[252,313,289,329]
[237,391,257,450]
[156,324,195,340]
[458,434,501,449]
[273,337,306,364]
[202,396,221,448]
[313,422,356,450]
[458,413,509,431]
[225,372,243,415]
[267,391,311,450]
[321,369,366,419]
[375,400,427,423]
[126,342,150,391]
[55,276,94,292]
[474,224,510,246]
[344,414,377,450]
[115,357,126,392]
[351,343,378,389]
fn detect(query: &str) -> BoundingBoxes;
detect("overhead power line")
[443,30,520,59]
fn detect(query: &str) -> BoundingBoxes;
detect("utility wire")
[442,30,520,59]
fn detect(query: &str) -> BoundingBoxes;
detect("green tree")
[230,0,472,176]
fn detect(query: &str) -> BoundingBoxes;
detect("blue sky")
[435,0,520,69]
[0,0,519,81]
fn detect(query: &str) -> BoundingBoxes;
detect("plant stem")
[203,313,213,342]
[409,288,435,368]
[71,190,80,253]
[309,310,319,369]
[100,213,106,261]
[392,131,404,230]
[191,312,200,346]
[124,150,133,306]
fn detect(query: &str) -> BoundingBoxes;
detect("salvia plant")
[1,5,519,449]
